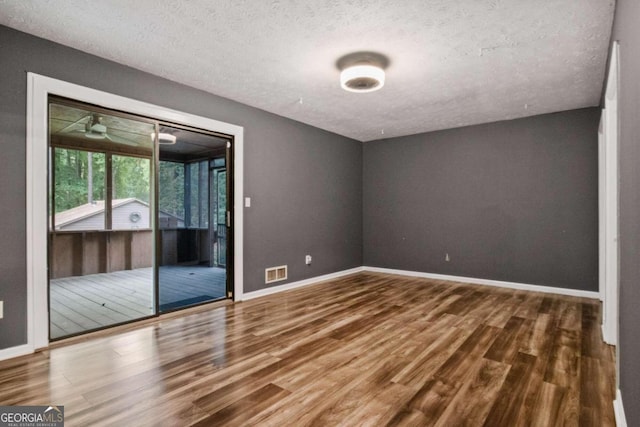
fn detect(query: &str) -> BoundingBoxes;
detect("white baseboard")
[241,267,364,301]
[602,324,617,346]
[362,266,600,299]
[0,344,33,362]
[243,266,600,302]
[614,389,627,427]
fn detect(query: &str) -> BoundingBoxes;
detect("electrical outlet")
[305,255,312,265]
[0,301,3,319]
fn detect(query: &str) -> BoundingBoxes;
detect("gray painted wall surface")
[0,25,363,350]
[611,0,640,424]
[364,109,599,291]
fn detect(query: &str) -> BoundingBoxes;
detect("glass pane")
[111,155,151,230]
[199,161,209,228]
[188,162,200,227]
[217,170,227,225]
[215,169,227,267]
[48,100,154,341]
[158,124,229,312]
[159,161,185,228]
[49,102,154,155]
[182,160,212,229]
[53,148,106,231]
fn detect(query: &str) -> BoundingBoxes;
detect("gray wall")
[0,25,363,350]
[364,109,599,291]
[611,0,640,424]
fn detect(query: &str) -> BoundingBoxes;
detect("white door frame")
[26,73,245,351]
[598,115,605,305]
[600,41,619,346]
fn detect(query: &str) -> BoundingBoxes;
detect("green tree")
[112,155,150,202]
[159,161,185,219]
[53,148,105,213]
[216,170,227,225]
[54,148,153,214]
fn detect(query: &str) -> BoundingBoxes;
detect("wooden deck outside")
[50,266,226,339]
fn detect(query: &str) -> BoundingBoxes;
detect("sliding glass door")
[48,98,232,340]
[157,125,229,312]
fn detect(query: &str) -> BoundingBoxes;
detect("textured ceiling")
[0,0,615,141]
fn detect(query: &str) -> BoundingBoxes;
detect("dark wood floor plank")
[543,327,582,426]
[391,325,475,388]
[192,383,290,427]
[484,316,525,363]
[385,407,431,427]
[482,352,538,426]
[484,294,524,328]
[401,324,505,425]
[513,313,558,426]
[433,358,510,427]
[529,381,566,427]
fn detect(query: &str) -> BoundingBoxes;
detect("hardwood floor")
[0,272,615,426]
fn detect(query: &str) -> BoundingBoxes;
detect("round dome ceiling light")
[337,51,389,94]
[340,65,385,93]
[150,132,177,145]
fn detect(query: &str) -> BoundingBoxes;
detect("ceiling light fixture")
[150,132,177,145]
[85,114,107,139]
[337,51,389,94]
[340,65,385,93]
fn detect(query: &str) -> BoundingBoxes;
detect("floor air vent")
[265,265,287,284]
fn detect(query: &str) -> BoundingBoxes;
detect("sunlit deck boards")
[49,266,226,338]
[158,266,226,311]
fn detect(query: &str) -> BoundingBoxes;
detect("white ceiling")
[0,0,615,142]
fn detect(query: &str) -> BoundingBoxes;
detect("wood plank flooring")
[50,266,226,338]
[0,272,615,426]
